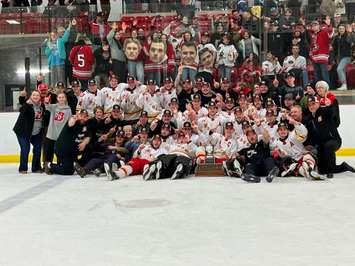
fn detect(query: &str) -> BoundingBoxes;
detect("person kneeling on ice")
[237,127,279,183]
[143,131,197,180]
[104,134,167,181]
[270,118,325,180]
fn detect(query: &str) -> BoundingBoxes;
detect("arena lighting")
[16,68,50,75]
[6,20,20,25]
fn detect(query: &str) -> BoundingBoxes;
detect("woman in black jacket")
[13,90,45,174]
[305,96,355,178]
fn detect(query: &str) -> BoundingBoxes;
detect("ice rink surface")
[1,159,355,266]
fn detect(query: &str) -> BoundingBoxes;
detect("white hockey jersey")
[270,123,308,160]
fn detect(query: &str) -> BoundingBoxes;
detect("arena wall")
[1,106,355,162]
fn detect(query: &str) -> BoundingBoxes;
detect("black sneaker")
[242,174,261,183]
[74,162,86,178]
[266,167,279,183]
[326,173,334,179]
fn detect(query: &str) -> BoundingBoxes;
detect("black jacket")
[304,105,342,147]
[13,102,44,138]
[332,33,355,61]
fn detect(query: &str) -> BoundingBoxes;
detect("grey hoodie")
[45,103,72,140]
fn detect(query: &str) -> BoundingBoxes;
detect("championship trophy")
[195,135,224,176]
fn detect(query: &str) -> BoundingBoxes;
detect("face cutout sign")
[123,38,142,60]
[181,43,197,65]
[149,40,167,64]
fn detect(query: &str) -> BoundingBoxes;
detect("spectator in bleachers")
[69,34,94,91]
[217,32,238,81]
[238,30,261,61]
[283,45,308,87]
[94,40,112,88]
[90,12,110,48]
[43,20,73,88]
[107,22,127,83]
[290,25,310,59]
[176,0,195,24]
[309,19,332,85]
[332,24,355,90]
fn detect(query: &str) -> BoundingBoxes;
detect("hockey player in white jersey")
[136,79,163,122]
[159,77,178,109]
[95,74,125,113]
[78,79,98,117]
[119,76,145,123]
[270,118,325,180]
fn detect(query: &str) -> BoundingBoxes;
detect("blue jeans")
[313,62,330,85]
[146,71,162,86]
[337,57,351,84]
[16,133,43,172]
[218,65,233,81]
[127,60,144,83]
[181,67,197,82]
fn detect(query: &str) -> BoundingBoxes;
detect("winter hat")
[315,80,329,91]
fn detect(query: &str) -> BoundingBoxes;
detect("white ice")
[1,158,355,266]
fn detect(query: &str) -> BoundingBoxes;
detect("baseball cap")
[162,123,171,130]
[146,79,156,85]
[127,76,135,82]
[56,81,64,87]
[285,72,295,78]
[139,127,148,134]
[265,110,275,117]
[140,111,148,117]
[79,109,88,115]
[278,122,289,129]
[88,79,96,85]
[37,83,49,92]
[116,130,125,137]
[163,109,172,116]
[183,121,192,128]
[170,97,178,105]
[307,95,320,104]
[112,104,121,111]
[192,94,201,101]
[225,122,234,129]
[207,101,217,108]
[72,80,80,87]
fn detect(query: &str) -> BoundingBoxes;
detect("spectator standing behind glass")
[217,32,238,82]
[69,35,94,91]
[42,93,72,175]
[283,45,308,87]
[262,51,282,81]
[13,90,44,174]
[107,22,127,83]
[90,12,110,50]
[332,24,355,90]
[308,18,333,85]
[94,40,112,88]
[238,30,261,61]
[43,19,73,88]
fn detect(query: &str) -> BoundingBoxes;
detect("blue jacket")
[44,26,71,66]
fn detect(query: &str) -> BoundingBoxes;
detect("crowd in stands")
[12,0,355,182]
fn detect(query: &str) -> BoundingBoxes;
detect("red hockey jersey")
[309,26,333,64]
[69,45,94,80]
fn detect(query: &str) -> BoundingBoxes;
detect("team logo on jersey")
[318,116,322,123]
[54,112,65,122]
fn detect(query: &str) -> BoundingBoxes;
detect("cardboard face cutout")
[124,38,142,61]
[181,44,197,65]
[199,49,214,69]
[149,41,167,64]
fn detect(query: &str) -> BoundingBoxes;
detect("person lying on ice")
[143,131,197,180]
[104,132,167,181]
